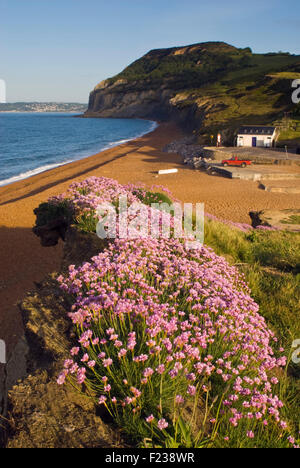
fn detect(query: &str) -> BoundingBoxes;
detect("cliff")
[85,42,300,144]
[4,228,123,448]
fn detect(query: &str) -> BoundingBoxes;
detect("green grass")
[267,72,300,79]
[204,219,300,439]
[281,215,300,225]
[205,220,300,272]
[133,190,173,207]
[276,118,300,145]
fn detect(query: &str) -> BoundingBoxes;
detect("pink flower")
[187,385,197,396]
[187,373,196,381]
[175,395,185,405]
[57,371,67,385]
[156,364,165,374]
[70,347,80,356]
[131,387,142,398]
[77,368,86,384]
[118,349,127,358]
[146,415,155,423]
[247,431,255,439]
[110,334,118,341]
[103,358,113,368]
[134,355,149,363]
[143,368,154,378]
[81,354,89,363]
[157,419,169,430]
[98,395,107,405]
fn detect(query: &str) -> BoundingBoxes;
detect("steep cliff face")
[85,41,300,144]
[87,82,175,120]
[87,84,204,132]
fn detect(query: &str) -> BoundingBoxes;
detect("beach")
[1,121,300,356]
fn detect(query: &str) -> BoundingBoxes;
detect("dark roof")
[238,126,276,136]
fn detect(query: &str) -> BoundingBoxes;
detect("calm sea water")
[0,113,157,187]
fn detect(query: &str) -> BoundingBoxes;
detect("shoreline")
[0,121,300,360]
[0,122,175,360]
[0,118,159,188]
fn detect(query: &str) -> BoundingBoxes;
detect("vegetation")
[205,219,300,439]
[34,200,74,228]
[281,215,300,225]
[276,118,300,145]
[97,41,300,145]
[38,177,300,448]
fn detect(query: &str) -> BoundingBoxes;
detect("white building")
[237,126,277,148]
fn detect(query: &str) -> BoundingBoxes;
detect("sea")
[0,113,157,187]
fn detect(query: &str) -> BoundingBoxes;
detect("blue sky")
[1,0,300,102]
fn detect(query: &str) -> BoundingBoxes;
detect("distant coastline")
[0,102,88,113]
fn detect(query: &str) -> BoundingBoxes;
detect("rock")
[61,226,109,270]
[163,138,204,167]
[33,216,69,247]
[4,228,123,448]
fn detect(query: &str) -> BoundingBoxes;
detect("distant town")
[0,102,88,113]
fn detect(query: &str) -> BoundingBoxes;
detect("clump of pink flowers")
[57,233,292,446]
[51,176,296,447]
[47,176,278,235]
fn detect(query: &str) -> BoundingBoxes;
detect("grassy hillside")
[94,42,300,145]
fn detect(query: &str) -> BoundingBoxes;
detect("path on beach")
[1,122,300,358]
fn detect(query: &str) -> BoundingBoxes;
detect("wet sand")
[0,122,300,355]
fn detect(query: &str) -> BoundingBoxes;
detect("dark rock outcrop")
[33,217,69,247]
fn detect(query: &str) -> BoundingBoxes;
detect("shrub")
[34,200,73,228]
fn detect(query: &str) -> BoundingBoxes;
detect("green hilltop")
[88,42,300,145]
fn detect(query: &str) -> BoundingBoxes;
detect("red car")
[222,156,252,168]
